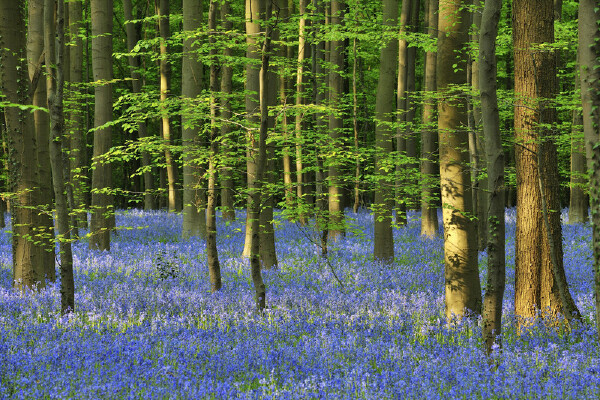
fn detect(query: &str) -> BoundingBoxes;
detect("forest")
[1,0,600,397]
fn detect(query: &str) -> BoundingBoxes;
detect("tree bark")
[28,0,56,281]
[578,0,600,339]
[420,0,440,237]
[328,0,345,241]
[438,0,482,319]
[513,0,579,324]
[124,0,156,211]
[568,65,588,224]
[373,0,398,263]
[219,0,236,222]
[480,0,505,354]
[207,0,222,291]
[156,0,181,212]
[46,0,75,313]
[0,0,46,289]
[90,0,114,251]
[181,0,207,237]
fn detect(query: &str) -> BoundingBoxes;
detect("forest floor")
[0,209,598,398]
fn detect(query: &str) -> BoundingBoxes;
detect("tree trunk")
[513,0,579,324]
[46,0,75,313]
[28,0,56,281]
[438,0,482,319]
[156,0,180,212]
[0,0,46,289]
[480,0,505,354]
[420,0,439,238]
[181,0,207,238]
[207,0,222,291]
[328,0,345,241]
[295,0,309,224]
[578,0,600,339]
[373,0,398,263]
[124,0,156,212]
[68,0,88,232]
[395,0,411,225]
[89,0,113,251]
[219,0,236,222]
[568,67,588,224]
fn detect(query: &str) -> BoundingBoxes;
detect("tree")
[437,0,482,319]
[373,0,398,263]
[513,0,579,325]
[479,0,505,353]
[28,0,56,281]
[0,0,46,289]
[578,0,600,339]
[90,0,114,251]
[420,0,439,238]
[156,0,181,212]
[124,0,156,212]
[328,0,345,241]
[181,0,207,238]
[46,0,75,313]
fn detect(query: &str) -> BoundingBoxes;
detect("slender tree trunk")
[28,0,56,281]
[279,0,294,213]
[513,0,579,324]
[181,0,207,237]
[89,0,113,251]
[246,0,269,310]
[373,0,398,263]
[207,0,222,291]
[578,0,600,339]
[124,0,156,211]
[156,0,180,212]
[68,0,88,232]
[438,0,482,319]
[395,0,411,225]
[220,0,236,222]
[0,0,46,289]
[420,0,439,237]
[480,0,505,354]
[295,0,309,224]
[569,66,588,224]
[328,0,345,241]
[352,34,360,214]
[46,0,75,313]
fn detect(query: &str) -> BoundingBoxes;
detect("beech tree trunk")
[373,0,398,263]
[438,0,482,319]
[0,0,46,289]
[578,0,600,339]
[124,0,156,211]
[46,0,75,313]
[181,0,207,237]
[480,0,505,354]
[28,0,56,281]
[89,0,113,251]
[420,0,439,237]
[568,68,588,224]
[295,0,309,224]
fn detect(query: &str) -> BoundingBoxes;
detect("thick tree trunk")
[328,0,345,241]
[46,0,75,313]
[124,0,156,211]
[219,0,236,222]
[207,0,222,291]
[480,0,505,354]
[0,0,46,289]
[90,0,113,251]
[513,0,579,324]
[420,0,439,237]
[181,0,207,238]
[373,0,398,263]
[438,0,482,319]
[578,0,600,339]
[156,0,181,212]
[28,0,56,281]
